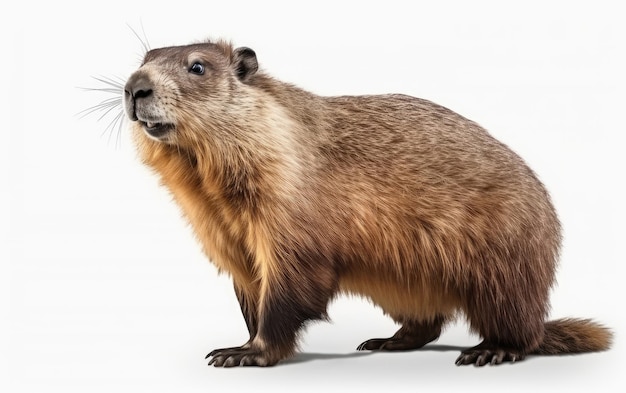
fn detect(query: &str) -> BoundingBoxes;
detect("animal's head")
[123,41,259,145]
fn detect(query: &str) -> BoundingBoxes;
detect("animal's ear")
[232,47,258,82]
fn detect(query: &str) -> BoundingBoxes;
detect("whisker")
[127,22,150,54]
[109,119,120,145]
[94,75,126,87]
[81,24,152,149]
[102,108,126,145]
[96,100,124,122]
[115,110,125,149]
[101,109,120,135]
[79,86,123,94]
[79,74,128,148]
[85,75,125,91]
[139,20,151,51]
[77,97,122,119]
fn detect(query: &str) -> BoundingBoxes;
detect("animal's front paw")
[206,346,277,367]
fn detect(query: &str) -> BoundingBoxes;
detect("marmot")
[121,39,612,367]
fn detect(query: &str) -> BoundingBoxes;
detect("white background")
[3,1,625,391]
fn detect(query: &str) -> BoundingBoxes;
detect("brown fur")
[123,40,612,367]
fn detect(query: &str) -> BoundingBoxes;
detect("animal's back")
[299,94,560,327]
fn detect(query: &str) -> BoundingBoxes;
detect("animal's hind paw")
[455,345,526,366]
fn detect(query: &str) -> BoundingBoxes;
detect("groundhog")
[120,39,612,367]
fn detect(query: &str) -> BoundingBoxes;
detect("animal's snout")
[124,73,154,121]
[123,70,174,140]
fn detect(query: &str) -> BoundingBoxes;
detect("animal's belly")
[338,270,460,321]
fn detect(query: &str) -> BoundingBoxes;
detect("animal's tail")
[534,318,613,355]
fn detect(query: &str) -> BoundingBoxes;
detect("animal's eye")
[189,62,205,75]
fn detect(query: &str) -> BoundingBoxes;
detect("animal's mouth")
[140,121,174,139]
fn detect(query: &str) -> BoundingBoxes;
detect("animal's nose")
[124,73,154,121]
[124,75,153,99]
[132,86,153,99]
